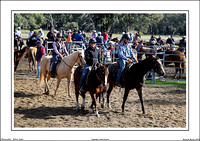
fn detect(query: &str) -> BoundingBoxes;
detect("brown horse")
[40,50,85,97]
[164,50,186,79]
[105,56,165,113]
[27,47,37,73]
[74,63,109,116]
[14,46,28,72]
[137,46,155,59]
[110,37,120,43]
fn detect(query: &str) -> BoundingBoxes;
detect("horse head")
[151,56,165,76]
[95,64,109,87]
[77,50,85,65]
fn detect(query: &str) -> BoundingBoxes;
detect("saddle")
[109,61,135,87]
[49,57,62,77]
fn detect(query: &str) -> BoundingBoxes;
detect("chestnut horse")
[40,50,85,97]
[105,56,165,113]
[74,63,109,116]
[164,50,186,79]
[27,47,37,73]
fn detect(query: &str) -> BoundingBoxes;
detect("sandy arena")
[14,59,186,128]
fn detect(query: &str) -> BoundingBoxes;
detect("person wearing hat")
[91,30,97,38]
[96,31,106,51]
[75,30,85,49]
[47,28,56,41]
[15,27,22,37]
[166,35,175,51]
[35,39,45,78]
[28,31,40,48]
[133,33,141,44]
[72,29,77,41]
[79,38,101,94]
[50,33,69,78]
[149,35,157,46]
[178,36,186,53]
[66,29,72,50]
[116,33,138,87]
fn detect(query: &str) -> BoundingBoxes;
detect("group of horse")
[14,38,186,117]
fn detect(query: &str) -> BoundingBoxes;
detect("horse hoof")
[81,106,85,110]
[89,108,93,114]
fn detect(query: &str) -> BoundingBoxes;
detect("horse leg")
[101,91,105,108]
[90,94,99,117]
[107,83,114,109]
[81,92,86,110]
[55,78,61,96]
[121,87,131,112]
[44,76,49,94]
[67,78,71,98]
[136,88,145,114]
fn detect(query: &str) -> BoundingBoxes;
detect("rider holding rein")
[50,33,68,78]
[79,38,101,94]
[116,33,138,86]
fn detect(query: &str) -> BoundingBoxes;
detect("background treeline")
[14,13,186,35]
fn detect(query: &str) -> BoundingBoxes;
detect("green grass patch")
[145,80,186,88]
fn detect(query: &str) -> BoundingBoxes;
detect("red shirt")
[103,33,108,41]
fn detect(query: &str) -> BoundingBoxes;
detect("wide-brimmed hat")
[67,29,72,32]
[36,39,41,44]
[57,33,62,38]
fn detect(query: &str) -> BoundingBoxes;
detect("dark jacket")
[84,46,101,66]
[47,32,55,41]
[29,35,40,47]
[96,36,104,44]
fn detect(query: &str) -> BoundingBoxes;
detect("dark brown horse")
[14,46,28,72]
[74,63,109,117]
[105,56,165,113]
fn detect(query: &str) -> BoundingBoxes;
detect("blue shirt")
[75,33,84,41]
[129,36,133,43]
[117,42,137,61]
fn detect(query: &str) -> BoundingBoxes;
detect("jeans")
[50,54,59,75]
[37,62,41,78]
[116,59,126,83]
[104,40,108,48]
[80,64,90,89]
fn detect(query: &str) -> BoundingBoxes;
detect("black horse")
[105,56,165,113]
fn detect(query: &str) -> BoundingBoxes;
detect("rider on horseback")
[116,33,138,87]
[50,33,68,78]
[79,38,101,94]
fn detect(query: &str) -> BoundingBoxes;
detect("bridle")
[61,52,84,68]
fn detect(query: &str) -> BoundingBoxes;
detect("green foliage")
[14,13,186,35]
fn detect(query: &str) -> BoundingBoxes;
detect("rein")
[61,53,83,68]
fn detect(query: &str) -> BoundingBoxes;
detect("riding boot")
[50,62,57,78]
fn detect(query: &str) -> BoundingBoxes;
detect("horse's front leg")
[81,92,86,110]
[107,83,114,109]
[121,87,131,113]
[67,77,71,98]
[136,88,145,114]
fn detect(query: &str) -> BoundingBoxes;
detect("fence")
[45,40,186,82]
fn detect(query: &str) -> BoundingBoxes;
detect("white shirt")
[15,30,22,37]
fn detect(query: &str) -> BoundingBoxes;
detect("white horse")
[39,50,85,97]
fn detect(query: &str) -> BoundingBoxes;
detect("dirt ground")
[14,59,186,128]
